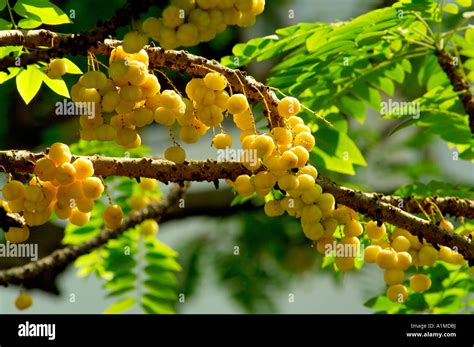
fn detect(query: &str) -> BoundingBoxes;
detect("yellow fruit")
[322,217,338,236]
[139,178,157,191]
[48,143,71,166]
[254,171,276,190]
[227,94,249,114]
[271,127,292,146]
[122,31,148,53]
[316,236,336,254]
[316,193,335,214]
[364,245,382,263]
[55,204,72,220]
[292,124,311,134]
[301,205,323,224]
[141,219,159,237]
[203,72,227,91]
[5,226,30,243]
[301,184,322,204]
[15,292,33,310]
[384,269,405,285]
[116,128,139,147]
[72,158,94,181]
[164,146,186,164]
[395,251,413,271]
[254,135,275,158]
[179,125,200,144]
[129,195,150,210]
[34,157,57,181]
[386,284,408,303]
[69,209,90,226]
[3,180,25,201]
[290,146,309,168]
[344,220,363,237]
[293,132,315,151]
[81,177,104,199]
[132,108,154,128]
[234,174,254,196]
[46,59,68,79]
[24,185,43,203]
[104,204,123,229]
[55,163,76,186]
[391,236,411,252]
[264,200,285,217]
[297,174,315,191]
[335,256,355,272]
[302,222,324,241]
[233,110,254,130]
[278,96,301,118]
[418,246,438,266]
[79,71,107,89]
[288,115,304,128]
[439,219,454,232]
[280,150,299,169]
[277,174,299,191]
[365,221,386,240]
[409,274,431,292]
[212,133,232,149]
[162,5,185,28]
[75,198,94,213]
[154,107,176,126]
[376,249,398,269]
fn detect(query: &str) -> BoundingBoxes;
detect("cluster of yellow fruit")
[308,205,469,303]
[126,177,161,238]
[139,0,265,49]
[0,143,103,241]
[71,47,159,148]
[364,219,468,302]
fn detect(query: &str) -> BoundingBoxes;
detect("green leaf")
[62,58,82,74]
[0,67,20,84]
[16,65,43,104]
[316,128,367,166]
[0,18,12,29]
[40,70,70,97]
[364,295,398,310]
[105,286,135,298]
[141,294,175,314]
[338,95,366,123]
[13,0,72,25]
[455,0,471,7]
[0,0,7,11]
[443,4,459,14]
[104,297,136,314]
[18,17,42,29]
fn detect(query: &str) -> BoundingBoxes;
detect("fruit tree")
[0,0,473,314]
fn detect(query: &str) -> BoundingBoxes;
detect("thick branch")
[436,49,474,134]
[94,40,283,126]
[0,0,160,72]
[319,177,473,262]
[0,149,473,260]
[0,183,187,286]
[0,30,283,126]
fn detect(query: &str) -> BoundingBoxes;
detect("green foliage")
[13,0,72,28]
[395,180,474,199]
[222,1,473,175]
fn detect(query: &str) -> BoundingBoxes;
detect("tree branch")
[0,149,473,260]
[0,0,162,72]
[318,177,473,263]
[0,183,188,286]
[436,49,474,134]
